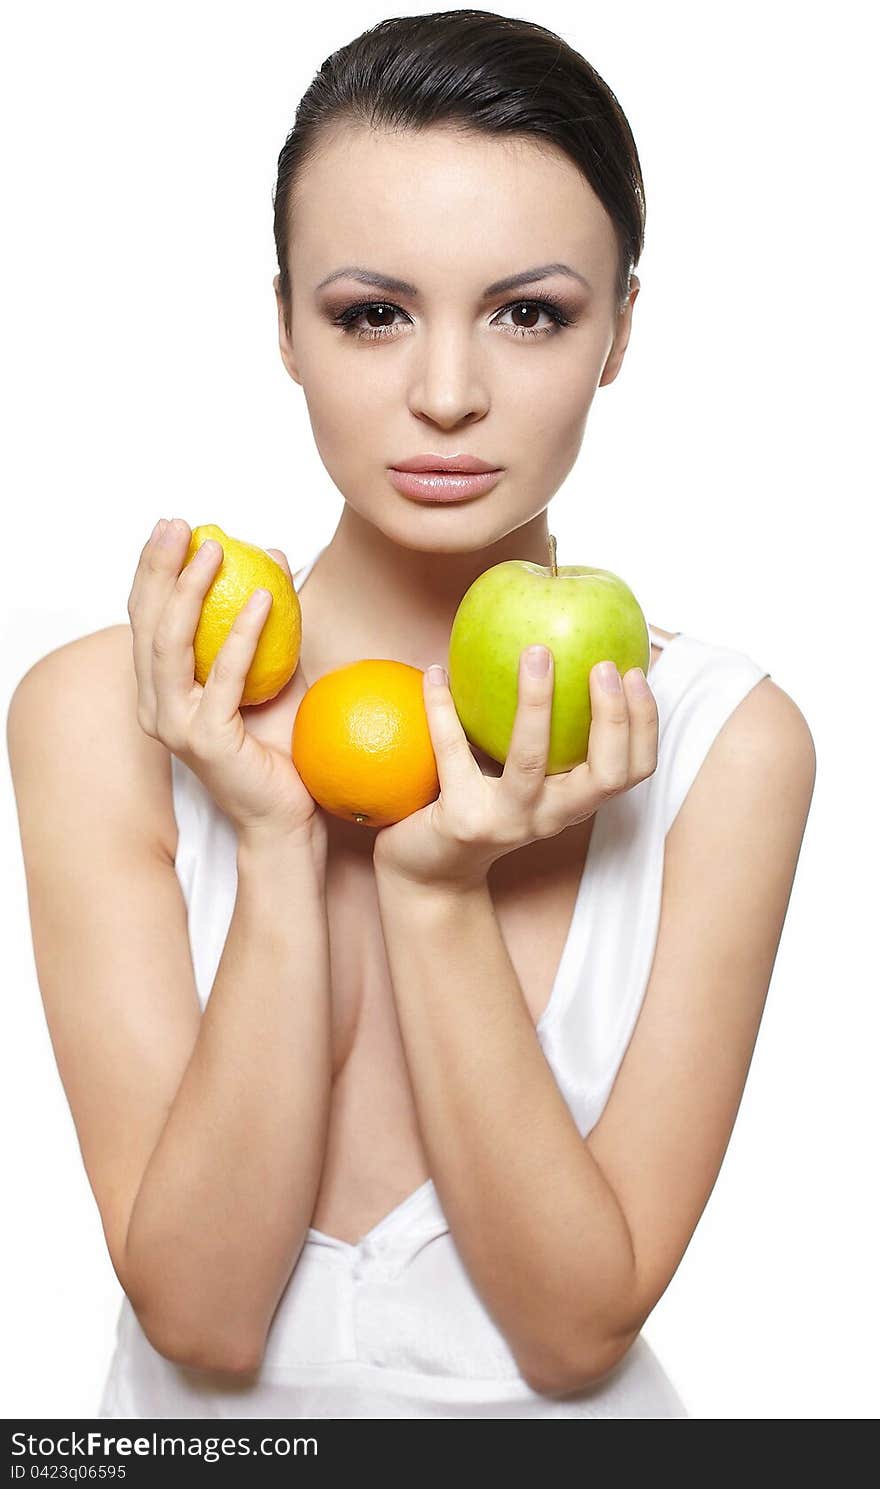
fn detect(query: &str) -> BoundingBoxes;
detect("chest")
[300,813,592,1244]
[323,813,594,1080]
[245,665,595,1078]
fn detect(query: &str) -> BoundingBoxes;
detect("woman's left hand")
[372,647,659,891]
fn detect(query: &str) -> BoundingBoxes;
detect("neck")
[299,504,557,676]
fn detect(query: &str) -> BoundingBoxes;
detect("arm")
[374,677,816,1396]
[124,831,331,1372]
[374,863,634,1395]
[6,628,332,1375]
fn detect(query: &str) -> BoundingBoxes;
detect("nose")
[406,320,490,430]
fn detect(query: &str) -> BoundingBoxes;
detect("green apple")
[447,535,650,775]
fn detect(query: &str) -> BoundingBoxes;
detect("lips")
[390,453,502,474]
[387,467,504,502]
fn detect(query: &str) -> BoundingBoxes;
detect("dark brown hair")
[272,9,646,333]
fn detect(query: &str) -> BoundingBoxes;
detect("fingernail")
[426,664,447,686]
[597,661,622,692]
[245,588,271,609]
[150,519,166,542]
[525,645,550,677]
[626,666,650,695]
[159,518,180,545]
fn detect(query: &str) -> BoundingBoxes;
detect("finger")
[128,517,190,723]
[499,645,554,808]
[264,547,293,582]
[151,524,223,723]
[542,658,632,825]
[622,666,659,781]
[422,664,480,795]
[196,587,273,730]
[583,661,632,800]
[128,518,171,621]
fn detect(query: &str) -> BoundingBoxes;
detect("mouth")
[391,453,501,474]
[387,467,504,503]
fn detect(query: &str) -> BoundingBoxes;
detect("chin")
[363,510,496,556]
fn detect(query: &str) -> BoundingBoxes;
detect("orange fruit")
[291,659,440,827]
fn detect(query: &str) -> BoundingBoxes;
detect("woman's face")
[275,124,638,552]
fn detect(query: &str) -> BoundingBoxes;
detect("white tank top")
[98,545,770,1419]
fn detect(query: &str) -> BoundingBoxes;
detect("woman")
[7,11,816,1419]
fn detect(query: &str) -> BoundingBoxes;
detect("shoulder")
[7,623,178,863]
[664,670,816,908]
[659,623,816,806]
[703,673,816,791]
[9,621,136,723]
[10,620,133,691]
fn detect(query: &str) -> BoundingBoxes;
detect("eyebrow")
[314,262,592,298]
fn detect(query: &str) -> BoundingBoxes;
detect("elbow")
[135,1303,265,1378]
[517,1325,639,1398]
[120,1255,266,1377]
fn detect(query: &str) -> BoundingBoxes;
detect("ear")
[273,273,303,386]
[598,275,640,389]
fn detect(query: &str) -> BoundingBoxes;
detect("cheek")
[300,343,383,464]
[511,361,596,478]
[496,337,597,409]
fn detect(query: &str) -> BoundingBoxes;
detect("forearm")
[124,828,332,1370]
[374,866,638,1392]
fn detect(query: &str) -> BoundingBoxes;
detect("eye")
[332,295,575,342]
[492,298,574,337]
[334,302,409,340]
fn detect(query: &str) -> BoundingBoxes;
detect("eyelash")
[332,293,576,342]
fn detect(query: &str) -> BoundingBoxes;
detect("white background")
[2,0,876,1420]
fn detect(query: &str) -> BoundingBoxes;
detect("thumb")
[265,547,294,582]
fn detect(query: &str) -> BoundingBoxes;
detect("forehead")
[290,125,617,288]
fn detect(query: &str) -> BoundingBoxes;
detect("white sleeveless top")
[98,546,770,1420]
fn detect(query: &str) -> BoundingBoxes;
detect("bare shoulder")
[7,622,178,864]
[700,672,816,783]
[659,671,817,960]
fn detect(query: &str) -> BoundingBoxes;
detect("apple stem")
[549,533,558,577]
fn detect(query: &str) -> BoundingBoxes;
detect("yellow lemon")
[185,524,302,706]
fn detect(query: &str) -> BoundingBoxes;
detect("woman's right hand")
[128,517,325,853]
